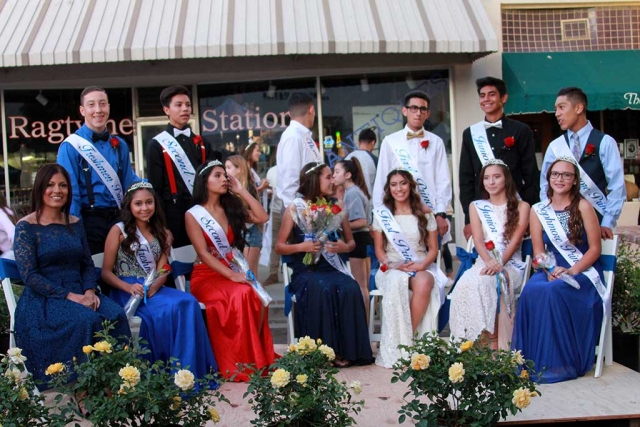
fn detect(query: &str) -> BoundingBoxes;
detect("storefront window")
[2,88,133,213]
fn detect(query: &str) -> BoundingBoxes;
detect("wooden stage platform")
[213,345,640,427]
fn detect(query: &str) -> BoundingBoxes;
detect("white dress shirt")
[373,125,452,214]
[276,120,320,209]
[539,121,625,228]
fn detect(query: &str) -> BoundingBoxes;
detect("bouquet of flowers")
[225,247,272,307]
[289,197,347,265]
[123,264,172,320]
[485,240,513,317]
[532,251,580,289]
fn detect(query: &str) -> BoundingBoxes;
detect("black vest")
[563,128,607,194]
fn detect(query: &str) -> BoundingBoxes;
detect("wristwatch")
[435,212,447,219]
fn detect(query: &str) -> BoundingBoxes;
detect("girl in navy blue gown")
[275,162,374,367]
[101,182,217,379]
[14,164,130,386]
[512,157,604,383]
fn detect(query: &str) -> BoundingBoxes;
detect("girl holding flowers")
[276,162,373,367]
[449,159,530,350]
[101,182,217,379]
[332,158,373,319]
[372,169,443,368]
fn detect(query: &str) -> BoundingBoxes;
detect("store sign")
[201,107,289,132]
[624,92,640,106]
[7,116,134,144]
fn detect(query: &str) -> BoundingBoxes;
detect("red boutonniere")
[420,140,429,150]
[504,136,515,149]
[380,263,388,273]
[109,137,119,150]
[193,135,203,145]
[485,240,495,251]
[585,143,596,157]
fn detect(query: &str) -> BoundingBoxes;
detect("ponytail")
[336,158,370,199]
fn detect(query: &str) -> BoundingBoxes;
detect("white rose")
[174,369,195,391]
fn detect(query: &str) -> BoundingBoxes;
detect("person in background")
[0,194,16,259]
[276,92,321,210]
[57,86,139,255]
[276,162,374,368]
[459,77,539,240]
[345,128,378,195]
[332,158,373,320]
[14,164,130,386]
[540,87,625,239]
[101,182,217,379]
[264,163,282,285]
[186,160,275,381]
[226,155,262,277]
[242,137,270,198]
[146,85,220,248]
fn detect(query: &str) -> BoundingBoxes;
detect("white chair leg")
[287,309,296,345]
[604,319,613,366]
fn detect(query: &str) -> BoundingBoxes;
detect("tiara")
[127,181,153,193]
[199,160,224,176]
[485,158,508,167]
[555,155,578,166]
[387,167,410,176]
[246,140,257,150]
[305,162,326,175]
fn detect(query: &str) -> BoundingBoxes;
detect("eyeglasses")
[550,171,576,180]
[405,105,430,114]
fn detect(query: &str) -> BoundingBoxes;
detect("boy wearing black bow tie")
[145,85,220,248]
[458,77,540,240]
[57,86,139,254]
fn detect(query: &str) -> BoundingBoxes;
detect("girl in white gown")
[372,169,442,368]
[449,159,530,350]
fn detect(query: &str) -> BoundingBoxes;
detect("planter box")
[612,331,640,372]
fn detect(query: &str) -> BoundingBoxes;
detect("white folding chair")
[168,245,205,310]
[1,258,19,349]
[92,253,141,339]
[595,235,620,378]
[281,258,297,345]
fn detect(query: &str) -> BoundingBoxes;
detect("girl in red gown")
[185,160,276,381]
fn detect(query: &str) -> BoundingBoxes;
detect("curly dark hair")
[478,163,520,244]
[192,163,248,251]
[120,184,170,257]
[546,159,584,245]
[381,169,429,249]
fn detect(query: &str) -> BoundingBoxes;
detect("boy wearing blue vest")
[540,87,625,239]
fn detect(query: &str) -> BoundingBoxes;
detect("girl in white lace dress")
[372,169,441,368]
[449,160,530,350]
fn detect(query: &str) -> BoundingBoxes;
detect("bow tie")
[483,120,503,129]
[406,130,424,139]
[174,128,191,138]
[91,130,110,142]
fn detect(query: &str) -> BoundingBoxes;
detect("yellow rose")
[448,362,465,383]
[460,340,474,352]
[92,341,112,353]
[119,364,141,387]
[349,380,362,395]
[171,396,182,411]
[411,354,431,370]
[512,350,525,366]
[174,369,195,391]
[82,345,93,355]
[270,368,291,388]
[7,348,27,364]
[316,339,322,345]
[5,367,21,383]
[520,369,529,380]
[18,387,28,401]
[318,344,336,361]
[295,336,317,354]
[208,407,220,423]
[512,387,534,409]
[289,344,296,352]
[45,363,65,376]
[296,374,308,385]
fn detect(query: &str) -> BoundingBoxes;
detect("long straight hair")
[478,163,520,243]
[546,159,584,245]
[120,185,170,257]
[31,164,73,228]
[226,155,258,198]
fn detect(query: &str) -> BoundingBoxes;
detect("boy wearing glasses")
[540,87,625,239]
[458,77,539,240]
[372,90,452,241]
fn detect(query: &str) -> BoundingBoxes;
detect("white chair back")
[168,245,197,292]
[595,235,620,378]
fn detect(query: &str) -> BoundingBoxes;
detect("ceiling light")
[405,75,416,89]
[36,91,48,106]
[360,77,369,92]
[266,82,276,98]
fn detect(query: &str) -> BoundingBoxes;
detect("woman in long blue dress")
[276,162,374,367]
[512,157,603,383]
[101,182,217,380]
[14,164,130,386]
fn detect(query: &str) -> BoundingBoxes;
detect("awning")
[503,50,640,114]
[0,0,497,68]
